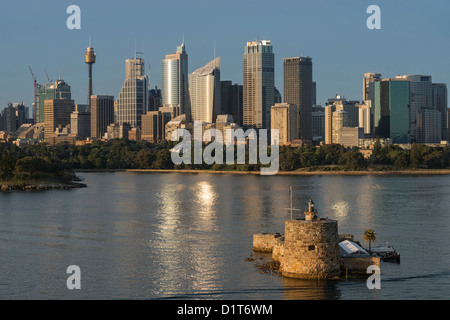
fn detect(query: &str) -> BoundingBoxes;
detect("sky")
[0,0,449,112]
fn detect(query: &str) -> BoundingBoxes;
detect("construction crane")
[28,66,37,124]
[45,69,52,83]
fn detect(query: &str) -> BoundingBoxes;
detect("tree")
[153,149,174,169]
[339,150,368,170]
[424,151,448,169]
[363,229,377,253]
[0,152,16,180]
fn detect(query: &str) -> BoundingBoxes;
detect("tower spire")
[85,37,96,105]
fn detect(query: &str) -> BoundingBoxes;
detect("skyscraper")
[374,79,410,144]
[312,105,325,143]
[220,81,243,127]
[243,40,274,130]
[363,73,382,104]
[395,75,432,142]
[116,54,149,128]
[416,108,441,144]
[447,108,450,142]
[1,103,17,133]
[324,96,358,144]
[36,80,71,124]
[312,81,317,106]
[91,95,114,139]
[432,83,448,140]
[149,86,162,112]
[189,57,221,123]
[162,42,189,119]
[271,103,298,145]
[70,104,91,140]
[283,56,313,141]
[44,99,74,138]
[141,110,170,143]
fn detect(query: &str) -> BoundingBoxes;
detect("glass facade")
[374,80,409,144]
[161,43,189,119]
[116,57,149,128]
[243,40,274,130]
[36,80,71,124]
[283,56,313,141]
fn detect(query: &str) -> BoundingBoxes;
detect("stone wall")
[272,236,285,262]
[252,233,281,253]
[280,219,341,279]
[340,256,381,275]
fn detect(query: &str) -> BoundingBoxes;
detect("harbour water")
[1,172,450,300]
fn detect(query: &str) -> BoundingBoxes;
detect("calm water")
[1,172,450,300]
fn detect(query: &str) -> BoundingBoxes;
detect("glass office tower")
[162,42,189,120]
[283,56,313,141]
[374,79,410,144]
[243,40,274,130]
[36,80,71,124]
[116,55,149,129]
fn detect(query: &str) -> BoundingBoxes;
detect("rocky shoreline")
[0,183,87,191]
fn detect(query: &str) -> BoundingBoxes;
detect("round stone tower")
[280,199,341,279]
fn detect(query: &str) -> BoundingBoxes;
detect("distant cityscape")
[0,39,449,157]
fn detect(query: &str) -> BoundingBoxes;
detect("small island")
[0,155,86,191]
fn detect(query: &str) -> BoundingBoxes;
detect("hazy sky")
[1,0,449,112]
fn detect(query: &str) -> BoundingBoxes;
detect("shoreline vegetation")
[1,138,450,191]
[77,168,450,176]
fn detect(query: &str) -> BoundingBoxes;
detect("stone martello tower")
[279,199,341,279]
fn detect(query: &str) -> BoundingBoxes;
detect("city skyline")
[1,0,450,111]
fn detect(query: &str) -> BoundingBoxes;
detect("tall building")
[141,111,170,143]
[312,105,325,143]
[447,108,450,142]
[162,42,189,119]
[283,56,313,141]
[363,73,381,104]
[312,81,317,106]
[44,99,74,138]
[374,79,410,144]
[91,95,114,139]
[432,83,448,140]
[1,103,17,133]
[13,103,26,128]
[116,54,149,128]
[324,96,359,144]
[332,110,348,144]
[243,40,274,130]
[395,75,432,142]
[274,87,282,104]
[220,81,243,127]
[149,86,162,112]
[358,101,373,135]
[416,108,441,144]
[270,103,298,145]
[70,104,91,140]
[36,80,71,124]
[189,57,221,123]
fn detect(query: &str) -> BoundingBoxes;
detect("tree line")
[1,139,449,182]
